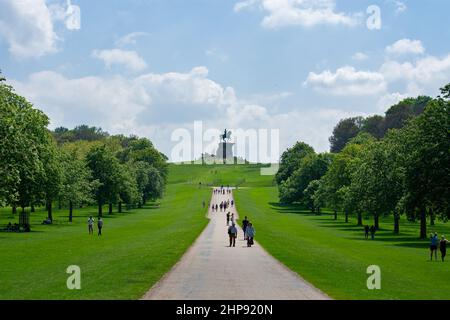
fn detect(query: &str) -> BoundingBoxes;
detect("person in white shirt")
[88,216,95,235]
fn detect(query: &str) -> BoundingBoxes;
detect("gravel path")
[142,188,330,300]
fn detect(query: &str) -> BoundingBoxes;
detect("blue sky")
[1,0,449,161]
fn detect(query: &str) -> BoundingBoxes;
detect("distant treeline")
[0,73,168,228]
[276,84,450,239]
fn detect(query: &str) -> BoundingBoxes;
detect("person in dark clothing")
[430,233,439,261]
[369,225,376,240]
[97,218,103,236]
[228,223,237,247]
[364,225,369,240]
[242,216,249,239]
[226,212,231,226]
[439,235,449,262]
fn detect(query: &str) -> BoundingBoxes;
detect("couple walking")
[430,233,449,262]
[227,216,255,248]
[88,216,104,236]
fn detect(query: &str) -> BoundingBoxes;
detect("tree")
[279,153,333,204]
[0,74,51,215]
[60,150,97,222]
[439,83,450,100]
[329,117,364,153]
[275,141,315,186]
[86,145,123,217]
[362,115,384,139]
[399,99,450,237]
[41,144,63,222]
[383,96,431,135]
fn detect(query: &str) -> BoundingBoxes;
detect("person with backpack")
[246,223,255,247]
[88,216,95,235]
[98,217,104,236]
[228,223,238,247]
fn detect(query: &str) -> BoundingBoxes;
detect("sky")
[1,0,449,162]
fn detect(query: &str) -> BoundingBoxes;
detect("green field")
[1,163,449,299]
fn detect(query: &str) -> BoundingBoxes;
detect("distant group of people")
[3,222,20,232]
[211,199,233,212]
[213,185,232,195]
[88,216,104,236]
[430,232,449,262]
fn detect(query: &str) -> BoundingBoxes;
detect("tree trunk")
[420,207,427,239]
[357,211,363,226]
[69,201,73,222]
[47,200,53,222]
[429,207,435,226]
[394,212,400,234]
[374,213,379,230]
[345,210,349,223]
[31,204,35,213]
[143,195,147,205]
[138,201,142,209]
[98,202,103,217]
[118,201,122,213]
[334,210,337,220]
[12,206,17,214]
[109,203,113,214]
[58,199,62,210]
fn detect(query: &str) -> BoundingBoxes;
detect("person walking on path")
[369,225,376,240]
[98,217,104,236]
[88,216,95,235]
[226,212,231,226]
[231,213,235,224]
[246,223,255,247]
[242,216,249,239]
[228,223,238,247]
[440,235,449,262]
[430,232,439,261]
[364,225,369,240]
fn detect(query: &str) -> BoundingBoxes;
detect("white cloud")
[376,92,407,111]
[0,0,58,58]
[10,66,355,159]
[49,0,81,30]
[385,39,425,56]
[92,49,148,72]
[352,52,369,61]
[304,66,387,95]
[234,0,361,28]
[115,32,150,47]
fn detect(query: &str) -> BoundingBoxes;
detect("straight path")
[143,188,329,300]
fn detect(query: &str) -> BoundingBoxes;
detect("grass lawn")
[0,167,211,299]
[234,181,450,300]
[1,163,449,300]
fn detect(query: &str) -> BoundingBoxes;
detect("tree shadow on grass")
[268,202,315,215]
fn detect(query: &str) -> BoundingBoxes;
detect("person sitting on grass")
[430,232,439,261]
[440,236,449,262]
[369,225,376,240]
[246,223,255,247]
[228,223,237,247]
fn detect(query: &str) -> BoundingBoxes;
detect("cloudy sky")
[1,0,449,161]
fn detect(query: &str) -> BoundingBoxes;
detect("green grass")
[234,183,450,300]
[0,167,211,299]
[1,163,449,300]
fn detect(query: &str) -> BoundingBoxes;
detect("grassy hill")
[1,163,449,299]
